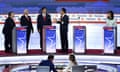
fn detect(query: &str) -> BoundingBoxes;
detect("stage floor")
[0,50,120,72]
[0,53,120,65]
[0,49,120,56]
[0,55,120,66]
[0,49,120,65]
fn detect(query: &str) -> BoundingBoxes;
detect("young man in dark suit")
[37,7,52,51]
[39,55,57,72]
[3,11,16,53]
[20,9,34,49]
[55,8,69,53]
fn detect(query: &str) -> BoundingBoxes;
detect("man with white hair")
[20,9,34,50]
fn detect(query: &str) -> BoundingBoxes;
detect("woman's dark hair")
[107,11,114,20]
[8,11,14,17]
[69,54,77,65]
[61,8,66,13]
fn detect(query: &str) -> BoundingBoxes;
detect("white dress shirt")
[42,13,46,17]
[61,14,65,24]
[106,19,117,27]
[63,61,77,72]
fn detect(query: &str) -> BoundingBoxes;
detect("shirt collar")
[24,14,28,17]
[62,14,65,17]
[42,13,46,17]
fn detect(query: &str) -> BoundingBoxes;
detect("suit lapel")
[24,16,30,22]
[61,15,65,21]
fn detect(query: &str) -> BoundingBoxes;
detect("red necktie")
[43,16,46,21]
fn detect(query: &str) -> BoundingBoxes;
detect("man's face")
[24,9,29,15]
[60,10,64,15]
[42,9,47,14]
[11,13,15,18]
[50,58,54,62]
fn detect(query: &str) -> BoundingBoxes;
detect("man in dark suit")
[20,9,34,49]
[39,55,57,72]
[37,7,52,51]
[2,11,15,53]
[55,8,69,53]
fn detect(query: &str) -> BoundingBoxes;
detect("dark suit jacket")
[57,15,69,32]
[37,14,52,31]
[2,17,15,35]
[20,15,33,31]
[39,60,57,72]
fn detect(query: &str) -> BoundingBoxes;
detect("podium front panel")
[16,27,27,54]
[73,26,86,53]
[104,27,116,54]
[43,26,56,53]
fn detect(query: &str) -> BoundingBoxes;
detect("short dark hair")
[61,8,66,13]
[39,7,47,13]
[41,7,47,11]
[107,11,114,20]
[48,55,54,60]
[8,11,14,17]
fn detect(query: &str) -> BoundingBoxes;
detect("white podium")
[104,26,117,54]
[43,26,56,53]
[73,26,86,53]
[12,27,27,54]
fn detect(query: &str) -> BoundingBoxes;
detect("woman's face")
[69,56,74,61]
[107,13,111,18]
